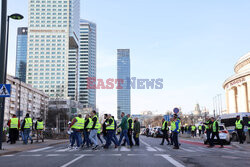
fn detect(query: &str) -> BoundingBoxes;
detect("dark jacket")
[119,116,128,130]
[91,116,97,129]
[134,121,140,134]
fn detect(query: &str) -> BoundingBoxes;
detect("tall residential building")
[26,0,80,100]
[15,27,28,83]
[79,19,96,109]
[117,49,131,119]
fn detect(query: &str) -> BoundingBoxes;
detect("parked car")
[153,127,163,138]
[203,124,231,145]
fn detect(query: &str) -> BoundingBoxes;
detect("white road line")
[147,146,157,152]
[127,154,146,156]
[155,154,186,167]
[46,154,65,157]
[60,155,85,167]
[180,147,195,152]
[20,154,42,157]
[140,139,151,147]
[28,146,53,152]
[120,147,131,151]
[101,154,121,156]
[154,147,165,152]
[1,155,14,157]
[56,148,71,152]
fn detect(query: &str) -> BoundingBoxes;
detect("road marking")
[28,147,53,152]
[140,139,151,147]
[101,154,121,156]
[46,154,65,157]
[180,147,195,152]
[120,147,131,151]
[127,154,146,157]
[1,155,14,157]
[20,154,42,157]
[155,154,185,167]
[147,146,157,152]
[154,147,165,152]
[56,148,71,152]
[60,155,85,167]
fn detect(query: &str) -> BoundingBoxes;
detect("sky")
[3,0,250,117]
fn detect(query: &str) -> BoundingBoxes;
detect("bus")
[218,112,250,141]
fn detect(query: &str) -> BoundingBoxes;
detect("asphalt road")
[0,135,249,167]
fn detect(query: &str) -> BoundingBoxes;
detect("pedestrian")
[160,118,170,145]
[112,116,119,147]
[198,125,202,137]
[21,113,33,144]
[235,115,244,144]
[248,115,250,138]
[103,114,116,149]
[89,110,99,150]
[146,127,149,137]
[35,117,44,142]
[191,125,196,138]
[97,121,103,145]
[181,126,184,134]
[202,125,205,134]
[172,114,181,149]
[118,112,130,147]
[68,114,84,149]
[133,118,140,146]
[82,114,91,148]
[203,117,212,145]
[7,114,20,144]
[126,114,134,147]
[170,118,174,145]
[208,117,223,148]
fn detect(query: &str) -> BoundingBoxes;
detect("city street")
[0,136,249,167]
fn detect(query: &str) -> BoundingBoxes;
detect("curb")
[0,140,68,156]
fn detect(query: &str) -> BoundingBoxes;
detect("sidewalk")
[0,139,68,156]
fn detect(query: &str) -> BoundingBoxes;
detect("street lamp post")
[14,77,22,120]
[0,5,24,149]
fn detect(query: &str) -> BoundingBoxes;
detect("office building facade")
[79,19,96,109]
[15,27,28,83]
[117,49,131,119]
[26,0,80,99]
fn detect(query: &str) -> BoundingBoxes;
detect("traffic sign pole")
[0,0,8,150]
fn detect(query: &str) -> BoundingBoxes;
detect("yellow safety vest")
[24,118,32,129]
[97,123,102,134]
[106,117,115,130]
[191,126,196,131]
[71,117,85,129]
[37,121,44,130]
[127,118,134,129]
[171,121,175,131]
[86,118,92,129]
[235,120,243,130]
[89,115,100,129]
[198,125,202,130]
[10,118,18,129]
[162,121,168,130]
[213,121,218,132]
[248,121,250,130]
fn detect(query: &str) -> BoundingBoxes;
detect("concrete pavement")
[0,136,249,167]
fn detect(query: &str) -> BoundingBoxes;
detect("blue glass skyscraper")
[117,49,131,119]
[15,27,28,83]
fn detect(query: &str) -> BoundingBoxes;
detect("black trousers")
[9,128,18,144]
[210,132,223,146]
[237,129,244,144]
[199,130,201,136]
[161,130,170,144]
[172,132,179,148]
[122,129,134,146]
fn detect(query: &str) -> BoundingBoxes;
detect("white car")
[203,124,231,145]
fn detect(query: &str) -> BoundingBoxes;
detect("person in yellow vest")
[235,115,244,144]
[198,125,202,137]
[68,114,84,149]
[160,118,170,145]
[172,114,181,149]
[127,114,134,147]
[89,110,99,150]
[103,114,116,149]
[35,117,44,142]
[208,117,223,148]
[21,113,33,144]
[7,114,20,144]
[82,114,92,148]
[191,125,196,138]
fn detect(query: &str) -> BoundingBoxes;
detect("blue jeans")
[89,129,98,146]
[112,132,119,146]
[71,129,82,147]
[83,130,91,147]
[118,129,130,146]
[23,128,32,144]
[206,130,211,144]
[97,133,103,144]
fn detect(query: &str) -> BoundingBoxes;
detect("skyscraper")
[26,0,80,99]
[79,19,96,109]
[15,27,28,83]
[117,49,131,119]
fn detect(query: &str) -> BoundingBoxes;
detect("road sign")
[173,107,179,114]
[164,114,173,121]
[0,84,11,97]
